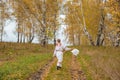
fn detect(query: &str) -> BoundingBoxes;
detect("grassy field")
[0,42,53,80]
[0,42,120,80]
[44,46,120,80]
[77,46,120,80]
[0,53,52,80]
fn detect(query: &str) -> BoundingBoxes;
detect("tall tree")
[96,0,106,46]
[10,0,59,45]
[105,0,120,46]
[0,0,6,42]
[65,0,101,45]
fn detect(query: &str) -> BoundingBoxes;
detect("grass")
[77,46,120,80]
[0,53,52,80]
[0,42,53,63]
[77,53,92,80]
[0,42,120,80]
[45,52,72,80]
[0,42,53,80]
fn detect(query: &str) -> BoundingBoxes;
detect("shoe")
[59,66,61,69]
[57,66,59,70]
[57,66,61,70]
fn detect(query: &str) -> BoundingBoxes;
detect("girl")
[53,39,72,70]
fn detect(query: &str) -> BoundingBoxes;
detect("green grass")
[0,53,52,80]
[0,42,54,80]
[0,42,120,80]
[45,52,72,80]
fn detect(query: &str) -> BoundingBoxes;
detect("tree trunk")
[20,33,23,43]
[96,5,105,46]
[23,22,26,43]
[53,14,57,46]
[53,27,56,46]
[23,34,25,43]
[115,29,120,47]
[28,27,35,43]
[0,0,5,42]
[41,0,46,46]
[0,23,4,42]
[80,0,95,46]
[17,23,20,43]
[78,33,80,45]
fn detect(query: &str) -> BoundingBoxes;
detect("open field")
[0,42,53,80]
[0,42,120,80]
[77,46,120,80]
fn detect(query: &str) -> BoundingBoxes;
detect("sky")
[3,15,67,44]
[2,0,68,45]
[3,21,39,43]
[3,20,17,42]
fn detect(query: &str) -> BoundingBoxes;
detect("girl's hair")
[57,39,61,43]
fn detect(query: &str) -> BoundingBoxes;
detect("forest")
[0,0,120,46]
[0,0,120,80]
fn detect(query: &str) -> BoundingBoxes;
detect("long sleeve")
[62,45,72,51]
[65,47,72,51]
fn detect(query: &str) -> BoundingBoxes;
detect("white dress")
[53,45,71,67]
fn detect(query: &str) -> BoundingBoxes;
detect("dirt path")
[70,55,86,80]
[27,55,86,80]
[44,53,72,80]
[28,58,56,80]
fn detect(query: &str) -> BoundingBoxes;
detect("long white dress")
[53,45,71,67]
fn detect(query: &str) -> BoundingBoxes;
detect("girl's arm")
[53,47,56,57]
[64,46,74,51]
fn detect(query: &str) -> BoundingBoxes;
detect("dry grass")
[0,42,53,80]
[0,42,53,61]
[0,42,119,80]
[77,46,120,80]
